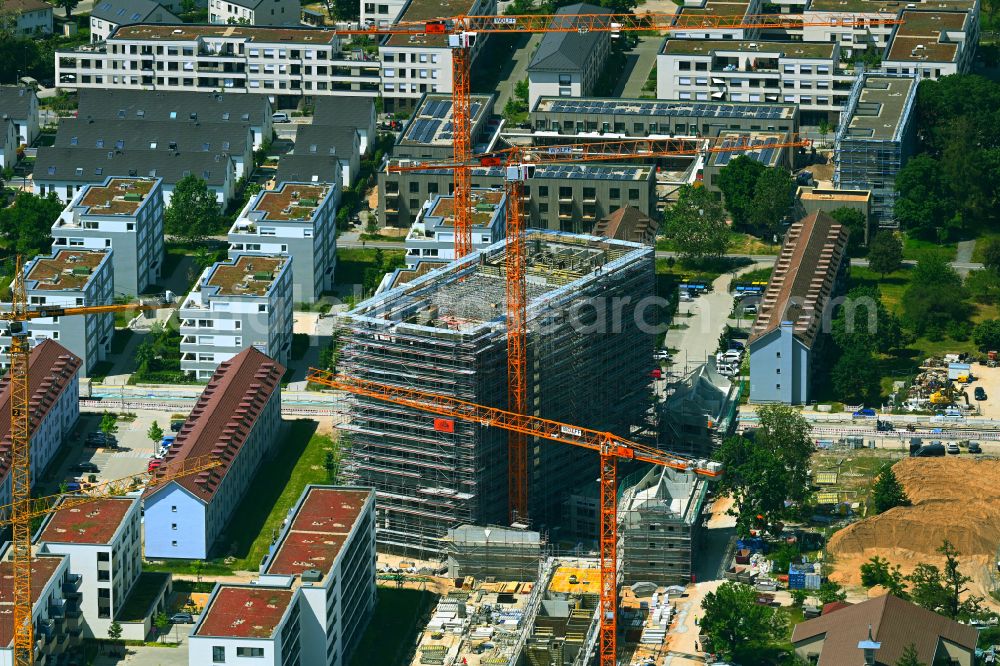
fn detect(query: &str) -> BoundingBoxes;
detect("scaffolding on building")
[444,524,546,581]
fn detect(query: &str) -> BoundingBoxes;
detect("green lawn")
[902,234,956,262]
[223,420,337,569]
[335,248,406,286]
[350,588,439,666]
[972,233,1000,263]
[655,231,780,256]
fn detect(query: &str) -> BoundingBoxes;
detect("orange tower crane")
[389,134,809,522]
[3,258,176,666]
[308,370,722,666]
[339,11,902,257]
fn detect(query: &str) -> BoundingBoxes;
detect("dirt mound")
[827,458,1000,604]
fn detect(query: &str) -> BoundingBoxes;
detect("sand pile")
[827,457,1000,603]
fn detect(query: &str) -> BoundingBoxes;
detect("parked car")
[147,459,162,472]
[852,408,877,419]
[64,482,82,492]
[947,442,960,454]
[170,420,184,432]
[71,462,99,474]
[271,112,290,123]
[969,441,983,454]
[913,442,946,457]
[169,612,194,624]
[975,387,987,401]
[728,340,746,351]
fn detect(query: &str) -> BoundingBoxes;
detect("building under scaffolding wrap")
[337,231,656,558]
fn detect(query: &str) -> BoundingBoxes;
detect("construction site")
[337,231,656,558]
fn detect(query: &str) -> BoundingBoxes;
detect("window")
[171,523,177,530]
[558,74,571,85]
[776,384,781,390]
[213,646,226,663]
[171,505,177,512]
[776,368,781,374]
[678,61,691,71]
[236,648,264,658]
[172,540,177,547]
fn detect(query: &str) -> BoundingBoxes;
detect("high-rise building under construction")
[337,231,656,557]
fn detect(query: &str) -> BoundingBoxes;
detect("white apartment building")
[0,0,54,36]
[208,0,300,26]
[56,24,382,101]
[179,254,293,380]
[0,250,114,376]
[35,496,143,640]
[229,182,338,302]
[657,39,854,122]
[0,555,79,664]
[89,0,180,44]
[0,340,81,509]
[883,9,978,78]
[190,485,376,666]
[144,347,284,560]
[378,0,496,112]
[361,0,406,26]
[526,3,612,109]
[51,177,165,297]
[405,189,505,267]
[0,85,40,146]
[671,0,761,40]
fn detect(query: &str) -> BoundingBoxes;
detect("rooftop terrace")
[806,0,974,12]
[534,97,796,120]
[843,76,915,140]
[886,10,969,62]
[112,23,339,44]
[385,0,479,47]
[26,250,107,291]
[251,182,332,222]
[427,190,503,228]
[203,255,286,297]
[678,0,754,17]
[195,586,295,639]
[38,497,134,545]
[75,178,157,216]
[661,39,837,59]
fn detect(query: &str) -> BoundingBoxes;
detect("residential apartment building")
[0,250,114,376]
[274,154,342,187]
[592,206,658,245]
[380,162,657,231]
[0,555,79,663]
[145,347,284,559]
[378,0,496,112]
[291,124,361,187]
[882,9,978,78]
[394,93,499,161]
[526,3,612,109]
[190,485,376,666]
[313,96,376,155]
[208,0,300,26]
[0,85,40,145]
[77,89,273,150]
[35,496,143,639]
[834,73,917,227]
[672,0,761,39]
[361,0,407,26]
[796,187,872,241]
[0,119,18,169]
[33,147,236,207]
[701,131,794,191]
[229,181,339,302]
[55,24,382,103]
[657,39,854,123]
[0,0,53,36]
[404,189,506,267]
[179,254,293,380]
[55,117,254,179]
[0,340,81,508]
[748,211,849,404]
[50,177,165,296]
[89,0,180,43]
[528,97,799,141]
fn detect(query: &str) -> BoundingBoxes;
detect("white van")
[272,112,290,123]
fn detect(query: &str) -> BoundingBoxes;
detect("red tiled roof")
[38,497,135,545]
[264,488,369,577]
[0,556,66,647]
[592,206,657,245]
[195,586,295,639]
[0,340,81,481]
[146,347,284,503]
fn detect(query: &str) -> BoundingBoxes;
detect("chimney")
[858,625,881,666]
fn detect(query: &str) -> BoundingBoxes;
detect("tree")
[907,540,985,621]
[52,0,80,17]
[831,345,881,404]
[895,643,924,666]
[716,404,812,535]
[973,319,1000,352]
[902,257,970,337]
[154,612,170,643]
[324,449,337,482]
[860,556,909,598]
[662,185,730,261]
[148,421,164,452]
[164,175,222,243]
[0,192,61,259]
[790,589,808,607]
[866,232,903,277]
[100,412,118,437]
[816,580,847,604]
[830,207,868,256]
[831,286,903,354]
[894,155,959,240]
[716,155,766,229]
[107,620,122,655]
[700,582,787,657]
[872,464,911,514]
[748,166,795,240]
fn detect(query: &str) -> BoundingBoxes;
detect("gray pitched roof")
[527,3,611,72]
[0,86,35,118]
[55,118,251,155]
[91,0,179,23]
[78,90,270,126]
[293,124,359,158]
[35,147,232,186]
[274,154,341,185]
[312,97,375,130]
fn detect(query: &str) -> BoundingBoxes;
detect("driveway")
[485,33,542,110]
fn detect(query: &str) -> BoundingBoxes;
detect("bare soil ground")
[827,457,1000,608]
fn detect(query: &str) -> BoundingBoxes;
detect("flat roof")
[401,94,491,146]
[26,250,107,291]
[204,255,286,297]
[800,188,872,202]
[549,564,601,594]
[264,487,369,578]
[427,189,503,228]
[38,497,134,545]
[252,182,332,221]
[113,23,339,44]
[843,76,915,140]
[886,11,968,62]
[195,586,295,639]
[678,0,753,17]
[386,0,478,47]
[808,0,976,9]
[534,96,796,121]
[77,177,157,216]
[708,132,788,168]
[399,161,653,181]
[661,39,836,59]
